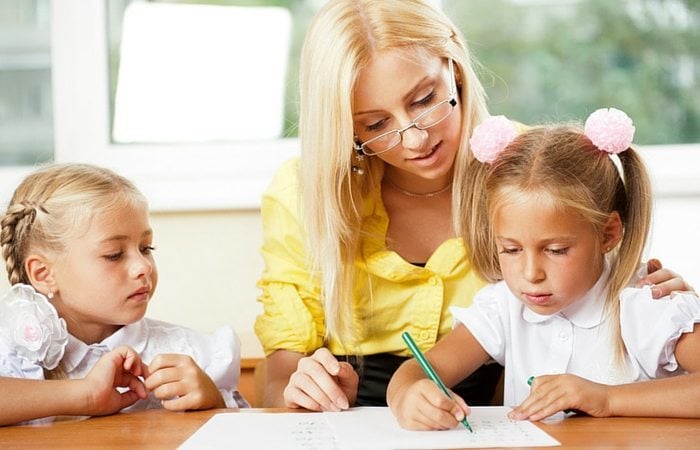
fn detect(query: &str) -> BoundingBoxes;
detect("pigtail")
[605,148,653,362]
[616,148,653,281]
[462,159,500,282]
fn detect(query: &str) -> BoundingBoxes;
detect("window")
[1,0,698,212]
[0,0,52,165]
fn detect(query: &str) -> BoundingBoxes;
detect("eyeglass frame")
[353,58,458,156]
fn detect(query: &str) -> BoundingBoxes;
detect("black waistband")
[336,353,503,407]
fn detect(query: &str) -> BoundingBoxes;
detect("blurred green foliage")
[444,0,700,144]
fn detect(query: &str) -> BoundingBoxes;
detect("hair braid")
[1,202,46,285]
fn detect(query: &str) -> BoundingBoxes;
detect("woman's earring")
[47,290,54,300]
[352,139,365,175]
[351,154,365,175]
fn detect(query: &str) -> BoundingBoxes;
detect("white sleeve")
[449,283,508,365]
[621,287,700,376]
[0,346,46,380]
[205,326,250,408]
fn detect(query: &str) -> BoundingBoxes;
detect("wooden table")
[1,408,699,449]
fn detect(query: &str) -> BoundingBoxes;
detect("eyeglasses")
[354,59,457,156]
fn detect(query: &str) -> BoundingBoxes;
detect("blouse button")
[419,330,430,340]
[558,331,569,341]
[428,277,438,286]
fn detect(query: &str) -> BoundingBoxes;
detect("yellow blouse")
[254,157,486,357]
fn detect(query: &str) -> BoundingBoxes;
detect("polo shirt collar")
[522,263,610,328]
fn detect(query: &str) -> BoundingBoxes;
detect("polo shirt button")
[419,330,430,340]
[428,277,438,286]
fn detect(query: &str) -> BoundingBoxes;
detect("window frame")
[46,0,299,212]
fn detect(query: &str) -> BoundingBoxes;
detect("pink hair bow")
[583,107,635,154]
[469,115,518,164]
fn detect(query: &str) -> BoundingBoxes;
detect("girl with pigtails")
[388,108,700,430]
[0,163,247,426]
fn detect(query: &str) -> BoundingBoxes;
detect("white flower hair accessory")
[0,284,68,369]
[583,107,635,154]
[469,115,518,164]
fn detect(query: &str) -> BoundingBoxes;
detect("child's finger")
[452,392,471,417]
[122,373,149,399]
[148,353,189,372]
[144,366,181,391]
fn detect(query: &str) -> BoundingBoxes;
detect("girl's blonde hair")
[298,0,488,351]
[463,124,652,360]
[1,163,146,379]
[1,163,147,286]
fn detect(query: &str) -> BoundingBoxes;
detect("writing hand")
[392,377,469,430]
[509,374,610,421]
[283,347,358,411]
[145,353,225,411]
[83,345,149,416]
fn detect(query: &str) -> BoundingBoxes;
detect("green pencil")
[401,331,473,433]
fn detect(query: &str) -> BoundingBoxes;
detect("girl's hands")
[508,374,611,421]
[145,353,225,411]
[639,258,696,298]
[83,345,149,416]
[283,347,358,411]
[391,378,470,430]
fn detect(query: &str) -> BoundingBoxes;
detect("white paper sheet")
[178,407,560,449]
[178,412,340,450]
[324,406,560,449]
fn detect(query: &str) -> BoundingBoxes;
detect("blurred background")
[1,0,698,361]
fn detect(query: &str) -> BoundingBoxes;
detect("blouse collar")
[62,320,148,372]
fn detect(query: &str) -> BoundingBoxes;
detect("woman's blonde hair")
[1,163,147,286]
[298,0,488,351]
[463,124,653,360]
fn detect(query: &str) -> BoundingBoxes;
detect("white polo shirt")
[451,272,700,407]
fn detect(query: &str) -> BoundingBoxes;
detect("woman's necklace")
[385,178,452,197]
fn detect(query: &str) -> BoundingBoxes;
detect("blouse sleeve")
[621,287,700,376]
[202,326,249,408]
[0,351,45,380]
[253,158,325,356]
[449,283,508,365]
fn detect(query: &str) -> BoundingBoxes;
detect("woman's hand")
[638,258,696,298]
[283,347,358,411]
[83,345,149,416]
[508,374,611,421]
[391,378,469,430]
[145,353,225,411]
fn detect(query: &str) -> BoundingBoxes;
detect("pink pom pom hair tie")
[469,115,518,164]
[583,107,635,154]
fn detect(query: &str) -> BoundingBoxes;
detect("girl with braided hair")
[0,163,246,426]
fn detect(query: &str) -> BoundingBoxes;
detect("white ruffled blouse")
[0,284,248,423]
[451,272,700,408]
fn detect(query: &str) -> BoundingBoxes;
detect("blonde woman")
[255,0,691,411]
